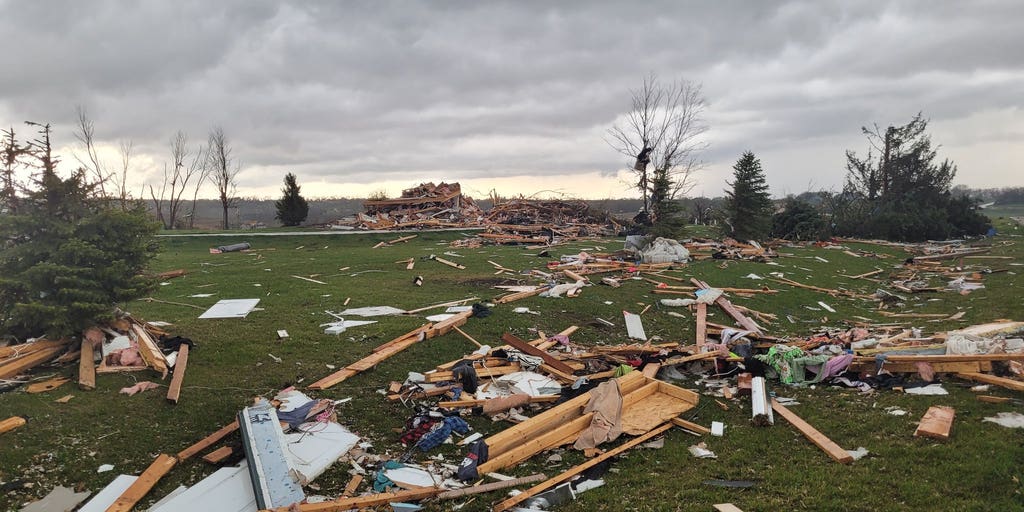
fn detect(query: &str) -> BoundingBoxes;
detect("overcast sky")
[1,1,1021,200]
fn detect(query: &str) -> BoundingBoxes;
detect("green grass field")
[2,219,1023,511]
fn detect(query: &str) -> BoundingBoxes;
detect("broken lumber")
[201,445,235,464]
[176,420,240,461]
[435,473,547,499]
[264,487,444,512]
[0,416,26,435]
[438,395,560,408]
[291,275,327,285]
[495,285,551,304]
[691,279,762,334]
[492,422,673,512]
[156,269,188,279]
[696,303,707,345]
[714,505,745,512]
[915,406,955,440]
[671,417,710,435]
[166,344,189,404]
[78,337,96,390]
[341,474,363,497]
[955,372,1024,392]
[771,398,853,463]
[105,453,177,512]
[501,332,575,375]
[309,324,432,390]
[130,325,168,378]
[0,341,70,380]
[433,256,466,269]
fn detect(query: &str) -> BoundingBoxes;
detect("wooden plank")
[915,406,955,440]
[79,338,96,390]
[435,473,547,499]
[771,399,853,463]
[438,395,560,408]
[0,416,27,435]
[201,445,235,464]
[268,487,444,511]
[309,324,432,390]
[695,303,707,346]
[849,361,983,374]
[713,505,745,512]
[341,474,363,497]
[670,417,710,435]
[956,372,1024,392]
[501,333,575,375]
[642,363,661,378]
[0,339,68,358]
[291,275,327,285]
[166,344,190,404]
[176,420,240,461]
[424,364,521,383]
[452,326,483,348]
[691,279,762,334]
[428,310,473,337]
[0,344,67,380]
[434,256,466,269]
[492,423,674,512]
[131,325,168,378]
[105,454,177,512]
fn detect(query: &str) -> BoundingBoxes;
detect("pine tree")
[647,167,686,239]
[0,123,159,339]
[723,151,773,241]
[274,173,309,227]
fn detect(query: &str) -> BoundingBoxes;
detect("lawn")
[1,219,1022,512]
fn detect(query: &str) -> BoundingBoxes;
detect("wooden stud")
[501,333,575,375]
[105,454,177,512]
[435,473,546,499]
[266,487,444,511]
[176,420,240,461]
[670,417,710,435]
[714,504,745,512]
[166,344,189,404]
[771,399,852,463]
[26,377,70,393]
[309,324,432,390]
[695,303,707,346]
[341,474,363,497]
[0,343,69,380]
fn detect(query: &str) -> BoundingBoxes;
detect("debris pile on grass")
[348,182,486,230]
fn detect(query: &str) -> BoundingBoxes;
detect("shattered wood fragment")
[342,474,363,497]
[176,420,240,460]
[696,303,707,346]
[438,395,560,408]
[130,325,168,378]
[433,256,466,269]
[201,445,235,464]
[915,406,955,440]
[166,344,189,404]
[291,275,327,285]
[26,376,69,393]
[771,399,853,463]
[0,416,26,435]
[690,279,762,334]
[492,422,674,512]
[436,473,547,499]
[105,453,177,512]
[714,505,745,512]
[156,269,188,280]
[670,417,710,435]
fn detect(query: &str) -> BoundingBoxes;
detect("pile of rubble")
[349,182,485,230]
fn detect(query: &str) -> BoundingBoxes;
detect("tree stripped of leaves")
[150,131,206,229]
[608,74,707,228]
[723,151,773,241]
[206,126,239,230]
[0,122,158,339]
[274,172,309,227]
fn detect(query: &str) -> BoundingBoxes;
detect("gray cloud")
[1,0,1021,198]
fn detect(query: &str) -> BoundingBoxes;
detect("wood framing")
[956,372,1024,391]
[501,333,575,374]
[308,324,432,390]
[176,420,240,461]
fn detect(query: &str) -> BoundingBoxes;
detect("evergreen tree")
[838,114,990,241]
[0,123,159,339]
[274,172,309,226]
[723,151,773,241]
[772,198,827,241]
[647,167,686,239]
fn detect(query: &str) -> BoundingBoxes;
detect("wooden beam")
[492,423,673,512]
[434,256,465,269]
[0,416,26,435]
[438,395,560,408]
[696,303,707,346]
[176,420,239,461]
[309,324,432,390]
[105,454,177,512]
[771,399,852,463]
[78,338,96,390]
[0,343,68,380]
[25,376,69,393]
[264,487,444,511]
[501,333,575,375]
[956,372,1024,392]
[131,325,168,378]
[915,406,955,440]
[166,344,190,404]
[691,279,762,334]
[435,473,547,499]
[671,417,710,435]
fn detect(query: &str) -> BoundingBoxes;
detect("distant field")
[1,223,1023,511]
[983,203,1024,221]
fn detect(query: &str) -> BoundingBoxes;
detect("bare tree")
[149,131,207,229]
[1,127,26,213]
[207,127,239,229]
[74,107,136,207]
[607,74,708,217]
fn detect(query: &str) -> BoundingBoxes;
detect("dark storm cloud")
[0,0,1020,197]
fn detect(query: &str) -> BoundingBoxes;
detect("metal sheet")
[199,299,261,319]
[239,400,305,509]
